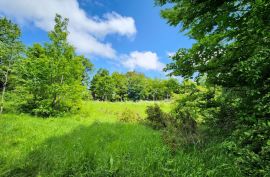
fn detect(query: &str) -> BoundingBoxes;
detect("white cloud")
[0,0,136,59]
[122,51,165,71]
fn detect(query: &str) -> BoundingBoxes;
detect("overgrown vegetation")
[156,0,270,175]
[0,102,242,177]
[0,0,269,175]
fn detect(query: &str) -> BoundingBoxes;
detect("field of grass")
[0,101,242,177]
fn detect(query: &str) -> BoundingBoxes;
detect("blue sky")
[0,0,194,78]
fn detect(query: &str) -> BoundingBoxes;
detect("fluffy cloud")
[0,0,136,59]
[122,51,165,71]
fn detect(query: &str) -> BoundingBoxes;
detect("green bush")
[162,110,202,151]
[118,108,142,123]
[145,104,171,129]
[146,104,201,150]
[226,121,270,176]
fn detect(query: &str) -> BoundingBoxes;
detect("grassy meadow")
[0,101,242,177]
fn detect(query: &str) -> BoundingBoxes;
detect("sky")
[0,0,194,78]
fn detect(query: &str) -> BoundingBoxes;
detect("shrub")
[146,104,201,149]
[164,110,202,150]
[226,120,270,176]
[146,104,170,129]
[118,108,142,123]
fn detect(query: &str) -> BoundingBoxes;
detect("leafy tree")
[111,72,128,101]
[126,71,147,101]
[157,0,270,121]
[90,69,115,101]
[164,78,180,99]
[156,0,270,175]
[17,14,92,116]
[90,70,181,102]
[173,80,218,124]
[81,56,94,88]
[148,79,163,101]
[0,18,23,114]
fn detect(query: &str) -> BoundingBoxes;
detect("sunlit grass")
[0,101,242,176]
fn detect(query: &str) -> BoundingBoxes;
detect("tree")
[90,70,181,102]
[164,78,180,99]
[111,72,128,101]
[126,71,147,101]
[0,18,23,114]
[90,69,115,101]
[17,14,92,116]
[148,79,163,101]
[157,0,270,121]
[156,0,270,175]
[81,55,94,88]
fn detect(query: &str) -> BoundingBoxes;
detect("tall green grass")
[0,101,242,176]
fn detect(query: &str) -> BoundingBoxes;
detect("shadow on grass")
[4,122,172,177]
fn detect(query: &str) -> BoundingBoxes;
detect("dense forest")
[0,0,270,176]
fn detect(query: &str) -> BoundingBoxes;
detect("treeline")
[90,69,180,101]
[0,15,93,116]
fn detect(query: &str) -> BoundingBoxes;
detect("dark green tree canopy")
[158,0,270,86]
[157,0,270,118]
[156,1,270,175]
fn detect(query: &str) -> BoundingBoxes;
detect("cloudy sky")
[0,0,194,78]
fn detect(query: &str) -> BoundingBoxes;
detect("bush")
[118,108,142,123]
[164,110,202,150]
[146,104,202,149]
[226,120,270,176]
[146,104,170,129]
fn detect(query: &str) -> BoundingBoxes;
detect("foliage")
[204,90,239,135]
[225,121,270,176]
[0,101,243,177]
[145,102,197,148]
[172,80,218,122]
[156,0,270,175]
[90,69,115,101]
[90,70,180,102]
[13,15,93,117]
[145,81,213,148]
[118,108,142,123]
[126,71,148,101]
[111,72,128,101]
[146,104,171,129]
[0,17,23,114]
[169,80,220,146]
